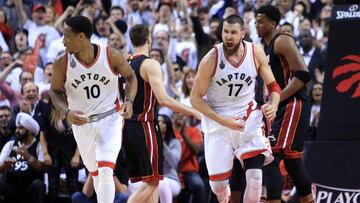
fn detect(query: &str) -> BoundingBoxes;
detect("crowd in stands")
[0,0,330,202]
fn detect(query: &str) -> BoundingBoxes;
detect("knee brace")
[245,169,262,202]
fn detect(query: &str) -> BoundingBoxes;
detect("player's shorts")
[123,120,164,183]
[72,112,123,172]
[270,96,310,159]
[202,108,273,181]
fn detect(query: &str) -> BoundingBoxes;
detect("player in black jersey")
[124,24,200,203]
[256,5,314,203]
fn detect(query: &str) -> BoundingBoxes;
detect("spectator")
[0,105,11,151]
[0,112,45,203]
[280,22,294,37]
[12,28,29,60]
[308,82,323,139]
[15,1,60,65]
[39,101,79,202]
[298,28,326,88]
[8,82,48,133]
[173,112,206,203]
[158,114,182,203]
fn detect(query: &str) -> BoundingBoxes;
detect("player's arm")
[110,47,137,103]
[109,47,137,118]
[274,35,310,102]
[255,44,281,121]
[49,54,69,115]
[50,54,87,125]
[190,49,244,130]
[142,59,200,119]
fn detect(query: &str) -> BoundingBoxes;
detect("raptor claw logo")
[70,58,76,68]
[332,54,360,98]
[220,60,225,69]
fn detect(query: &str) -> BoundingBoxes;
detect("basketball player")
[123,24,200,203]
[190,15,281,203]
[256,5,314,203]
[50,16,138,203]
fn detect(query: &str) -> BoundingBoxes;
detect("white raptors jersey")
[205,41,257,116]
[64,44,119,117]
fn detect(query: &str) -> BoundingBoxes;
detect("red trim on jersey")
[273,99,294,152]
[279,55,290,85]
[106,46,118,76]
[284,152,303,159]
[75,44,101,68]
[90,170,98,177]
[64,50,68,79]
[98,161,115,169]
[283,97,302,158]
[243,101,254,121]
[209,170,232,181]
[212,46,218,77]
[241,149,267,160]
[138,83,151,121]
[149,122,160,179]
[252,43,259,72]
[224,41,247,68]
[115,98,121,112]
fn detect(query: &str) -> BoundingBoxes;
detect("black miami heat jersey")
[127,55,159,122]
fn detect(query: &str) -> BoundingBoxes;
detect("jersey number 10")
[84,85,100,99]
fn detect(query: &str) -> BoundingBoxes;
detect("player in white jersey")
[49,16,137,203]
[190,15,281,203]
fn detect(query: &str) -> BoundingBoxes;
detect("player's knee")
[246,169,262,201]
[209,179,229,194]
[98,166,113,182]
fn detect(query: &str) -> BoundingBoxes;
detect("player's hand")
[44,153,53,166]
[220,116,245,131]
[67,110,88,126]
[261,103,277,121]
[121,100,133,119]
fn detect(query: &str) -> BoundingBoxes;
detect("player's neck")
[75,43,95,64]
[263,31,278,45]
[133,46,149,57]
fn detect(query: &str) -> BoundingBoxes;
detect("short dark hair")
[130,24,150,47]
[223,14,244,28]
[64,16,93,39]
[281,22,294,31]
[0,105,10,112]
[257,5,281,26]
[150,48,164,63]
[111,6,125,17]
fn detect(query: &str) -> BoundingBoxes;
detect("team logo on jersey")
[220,60,225,69]
[332,54,360,98]
[70,58,76,68]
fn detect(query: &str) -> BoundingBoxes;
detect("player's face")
[222,22,244,55]
[255,13,274,38]
[62,25,82,54]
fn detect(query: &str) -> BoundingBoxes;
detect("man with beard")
[0,112,45,203]
[190,14,281,203]
[255,5,313,203]
[0,106,12,151]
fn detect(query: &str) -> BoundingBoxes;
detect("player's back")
[128,55,158,122]
[64,44,120,117]
[264,33,308,101]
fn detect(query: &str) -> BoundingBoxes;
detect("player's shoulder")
[274,33,296,53]
[53,51,67,68]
